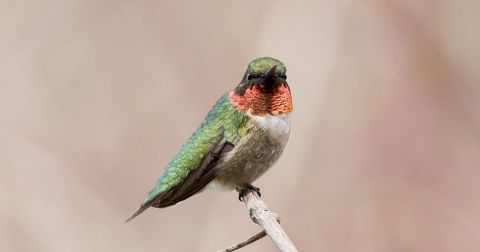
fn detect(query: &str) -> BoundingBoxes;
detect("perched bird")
[126,57,293,222]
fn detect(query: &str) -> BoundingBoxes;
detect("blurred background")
[1,0,480,251]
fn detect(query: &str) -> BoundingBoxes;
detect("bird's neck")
[229,84,293,116]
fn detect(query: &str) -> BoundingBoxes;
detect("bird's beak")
[265,65,277,79]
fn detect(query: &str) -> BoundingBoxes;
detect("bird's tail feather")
[125,204,150,223]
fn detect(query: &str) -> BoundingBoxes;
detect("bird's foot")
[237,184,261,201]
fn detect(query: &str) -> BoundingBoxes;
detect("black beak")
[265,65,277,79]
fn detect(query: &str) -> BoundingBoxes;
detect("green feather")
[143,93,249,204]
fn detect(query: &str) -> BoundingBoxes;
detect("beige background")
[1,1,480,251]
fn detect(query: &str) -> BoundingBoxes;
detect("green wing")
[126,93,249,222]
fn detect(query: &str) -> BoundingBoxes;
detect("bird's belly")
[209,114,290,191]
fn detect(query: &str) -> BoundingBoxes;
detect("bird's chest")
[213,114,290,189]
[244,114,291,154]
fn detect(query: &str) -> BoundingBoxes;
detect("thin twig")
[217,230,267,252]
[218,188,298,252]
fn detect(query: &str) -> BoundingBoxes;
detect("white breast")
[248,112,291,142]
[208,112,291,192]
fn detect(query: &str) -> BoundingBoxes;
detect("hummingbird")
[126,57,293,222]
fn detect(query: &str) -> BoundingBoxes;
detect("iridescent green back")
[143,93,249,204]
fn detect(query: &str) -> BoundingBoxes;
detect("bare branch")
[217,230,266,252]
[218,188,298,252]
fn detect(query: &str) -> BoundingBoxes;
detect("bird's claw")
[238,184,261,201]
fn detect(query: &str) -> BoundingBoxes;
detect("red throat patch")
[229,84,293,116]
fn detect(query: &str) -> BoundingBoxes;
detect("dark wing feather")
[125,137,234,222]
[154,140,234,207]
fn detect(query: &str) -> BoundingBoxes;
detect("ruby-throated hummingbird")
[126,57,293,222]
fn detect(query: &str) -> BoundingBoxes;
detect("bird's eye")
[246,74,253,81]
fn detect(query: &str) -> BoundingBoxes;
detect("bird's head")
[230,57,293,116]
